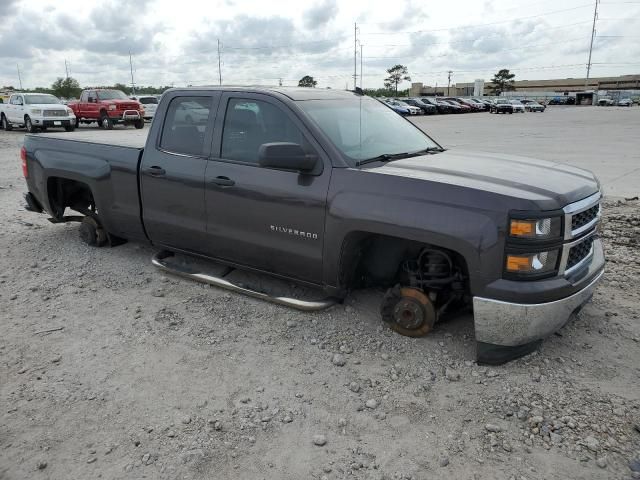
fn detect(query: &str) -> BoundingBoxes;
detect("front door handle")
[211,176,235,187]
[145,166,166,176]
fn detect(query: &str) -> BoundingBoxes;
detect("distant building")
[410,74,640,97]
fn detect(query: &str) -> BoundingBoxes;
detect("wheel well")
[339,232,469,292]
[47,177,96,219]
[99,109,108,116]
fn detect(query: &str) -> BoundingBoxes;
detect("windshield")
[511,100,523,105]
[97,90,129,100]
[24,94,60,105]
[496,99,509,104]
[139,97,158,104]
[298,96,440,165]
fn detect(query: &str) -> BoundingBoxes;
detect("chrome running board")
[152,251,337,311]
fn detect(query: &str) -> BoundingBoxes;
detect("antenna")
[217,39,222,85]
[129,51,136,95]
[17,64,23,90]
[585,0,599,88]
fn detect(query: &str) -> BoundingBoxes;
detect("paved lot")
[411,106,640,199]
[0,112,639,480]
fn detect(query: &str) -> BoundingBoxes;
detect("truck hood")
[371,149,600,210]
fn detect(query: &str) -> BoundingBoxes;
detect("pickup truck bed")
[41,128,149,148]
[25,130,147,242]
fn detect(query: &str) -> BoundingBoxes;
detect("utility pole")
[360,44,363,89]
[217,39,222,85]
[585,0,599,88]
[129,51,136,95]
[279,78,283,86]
[64,59,70,79]
[17,64,23,90]
[447,71,452,96]
[354,22,358,90]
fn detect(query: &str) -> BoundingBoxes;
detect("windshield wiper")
[356,152,409,166]
[356,147,444,167]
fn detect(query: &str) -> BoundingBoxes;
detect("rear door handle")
[210,176,235,187]
[145,166,166,176]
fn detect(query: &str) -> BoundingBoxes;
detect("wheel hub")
[380,286,437,337]
[393,297,425,329]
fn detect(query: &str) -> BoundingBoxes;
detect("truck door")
[83,90,98,119]
[9,95,24,123]
[203,93,331,284]
[140,93,219,253]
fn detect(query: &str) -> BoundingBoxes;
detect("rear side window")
[160,96,212,156]
[139,97,158,105]
[221,99,305,164]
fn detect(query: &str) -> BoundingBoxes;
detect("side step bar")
[152,251,337,312]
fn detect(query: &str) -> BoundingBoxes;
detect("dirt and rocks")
[1,126,639,480]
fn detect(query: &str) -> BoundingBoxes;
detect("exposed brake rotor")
[380,285,436,337]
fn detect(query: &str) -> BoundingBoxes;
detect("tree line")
[3,67,517,99]
[296,66,517,96]
[2,77,172,99]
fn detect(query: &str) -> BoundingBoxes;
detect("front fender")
[323,170,507,294]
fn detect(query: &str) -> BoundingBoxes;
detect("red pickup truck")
[68,89,144,129]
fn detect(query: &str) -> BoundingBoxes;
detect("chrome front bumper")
[473,241,604,347]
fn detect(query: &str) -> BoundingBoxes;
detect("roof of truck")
[167,86,360,101]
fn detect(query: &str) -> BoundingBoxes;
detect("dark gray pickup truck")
[21,87,604,363]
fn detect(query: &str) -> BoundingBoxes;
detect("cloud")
[303,0,338,30]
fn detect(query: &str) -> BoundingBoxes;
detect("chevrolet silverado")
[21,87,605,363]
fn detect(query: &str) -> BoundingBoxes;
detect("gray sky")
[1,0,639,90]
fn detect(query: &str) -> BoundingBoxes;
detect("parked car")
[20,86,604,364]
[467,98,488,110]
[510,100,526,113]
[381,99,411,115]
[523,101,545,112]
[67,89,144,129]
[597,98,615,107]
[455,98,484,111]
[489,99,514,114]
[420,97,452,114]
[548,97,568,105]
[618,98,633,107]
[0,93,76,132]
[443,99,472,113]
[403,98,437,115]
[393,100,423,115]
[131,95,159,120]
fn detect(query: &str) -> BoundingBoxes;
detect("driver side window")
[220,98,307,164]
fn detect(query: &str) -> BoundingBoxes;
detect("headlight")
[108,104,116,111]
[509,217,561,239]
[66,108,74,115]
[30,109,42,115]
[506,249,559,275]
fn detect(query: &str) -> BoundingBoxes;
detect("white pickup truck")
[0,93,76,133]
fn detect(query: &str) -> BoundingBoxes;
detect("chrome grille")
[566,236,594,271]
[43,110,67,117]
[563,192,601,240]
[571,204,600,232]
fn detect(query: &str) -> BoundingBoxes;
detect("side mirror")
[258,142,318,173]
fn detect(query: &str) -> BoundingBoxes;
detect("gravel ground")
[1,115,639,480]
